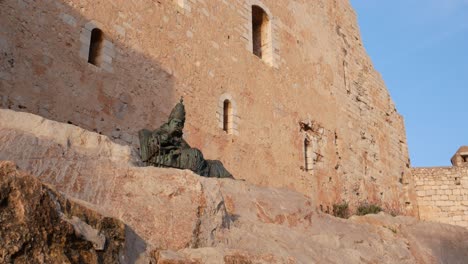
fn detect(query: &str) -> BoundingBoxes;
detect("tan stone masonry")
[0,0,417,214]
[413,166,468,228]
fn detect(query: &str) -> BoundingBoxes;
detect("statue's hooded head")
[167,98,185,136]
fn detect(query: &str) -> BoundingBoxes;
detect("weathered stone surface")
[0,161,127,264]
[412,164,468,228]
[0,109,216,252]
[0,0,417,214]
[412,147,468,229]
[155,212,468,264]
[1,109,468,263]
[350,213,468,264]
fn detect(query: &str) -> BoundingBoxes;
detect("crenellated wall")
[0,0,417,215]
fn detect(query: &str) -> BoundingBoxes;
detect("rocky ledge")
[0,109,468,263]
[0,161,129,263]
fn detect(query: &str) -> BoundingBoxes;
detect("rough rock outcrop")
[0,161,127,263]
[1,109,468,263]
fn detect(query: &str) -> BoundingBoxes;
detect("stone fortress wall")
[413,147,468,228]
[0,0,417,214]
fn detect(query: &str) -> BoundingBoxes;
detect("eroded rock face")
[0,109,212,251]
[1,109,468,263]
[154,212,468,264]
[0,161,127,264]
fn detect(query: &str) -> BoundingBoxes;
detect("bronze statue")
[139,98,233,178]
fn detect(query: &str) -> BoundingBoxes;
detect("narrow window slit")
[252,5,270,60]
[88,28,104,66]
[223,99,232,134]
[304,138,313,172]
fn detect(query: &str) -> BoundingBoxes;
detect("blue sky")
[349,0,468,167]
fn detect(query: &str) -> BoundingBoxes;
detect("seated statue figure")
[138,99,233,178]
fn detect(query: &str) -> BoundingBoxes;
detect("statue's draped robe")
[139,125,232,178]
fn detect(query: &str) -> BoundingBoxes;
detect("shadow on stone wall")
[0,0,177,149]
[0,1,176,259]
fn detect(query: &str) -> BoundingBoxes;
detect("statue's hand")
[171,149,181,156]
[159,134,169,144]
